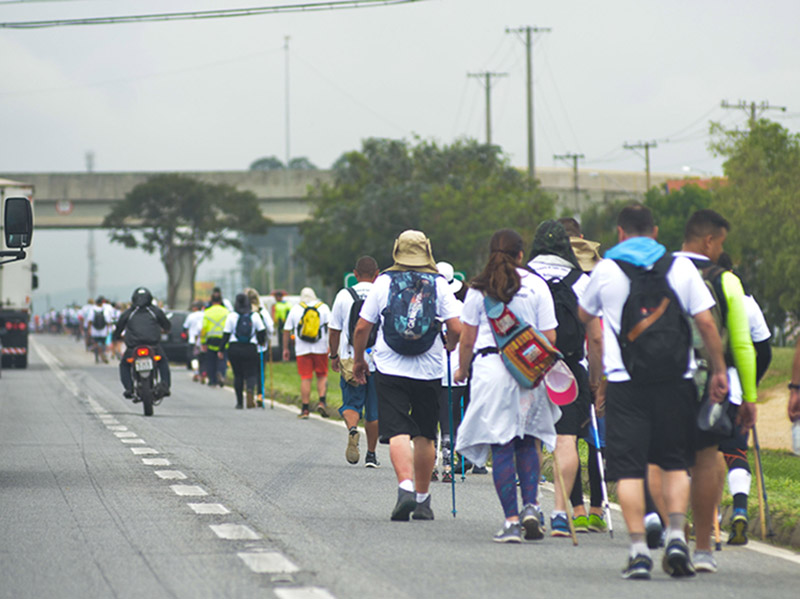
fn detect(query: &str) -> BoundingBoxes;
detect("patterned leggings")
[491,435,540,519]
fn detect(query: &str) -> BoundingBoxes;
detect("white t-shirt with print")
[183,310,205,345]
[283,301,331,356]
[224,311,266,345]
[330,281,376,370]
[579,255,715,382]
[461,267,558,351]
[359,272,460,380]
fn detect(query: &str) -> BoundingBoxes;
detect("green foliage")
[644,184,713,252]
[287,156,317,170]
[578,198,630,252]
[250,156,285,171]
[103,174,269,306]
[298,137,555,286]
[710,119,800,321]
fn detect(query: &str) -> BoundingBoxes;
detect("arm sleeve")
[221,332,231,347]
[721,271,757,402]
[754,339,772,384]
[156,308,171,333]
[113,309,130,340]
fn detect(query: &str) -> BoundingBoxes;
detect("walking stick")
[751,425,774,538]
[447,347,457,518]
[268,342,275,409]
[459,394,466,481]
[713,505,722,551]
[589,404,613,538]
[553,451,578,546]
[258,347,265,408]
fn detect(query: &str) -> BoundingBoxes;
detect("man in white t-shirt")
[183,301,206,381]
[283,287,331,419]
[578,204,728,581]
[329,256,380,467]
[352,230,461,523]
[88,296,114,364]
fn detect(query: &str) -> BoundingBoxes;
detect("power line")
[467,71,508,145]
[0,0,425,29]
[623,140,658,191]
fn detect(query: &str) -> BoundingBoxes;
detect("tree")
[710,118,800,322]
[103,174,270,307]
[250,156,285,171]
[644,183,713,252]
[578,198,630,253]
[297,138,555,287]
[287,157,317,170]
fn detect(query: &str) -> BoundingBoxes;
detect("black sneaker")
[471,465,488,474]
[412,496,434,520]
[520,503,544,540]
[123,389,134,399]
[645,515,664,549]
[390,488,417,521]
[441,469,453,483]
[365,451,380,468]
[316,402,330,418]
[430,468,439,481]
[493,521,522,543]
[622,554,653,580]
[662,538,696,577]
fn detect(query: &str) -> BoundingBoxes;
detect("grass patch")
[757,346,795,392]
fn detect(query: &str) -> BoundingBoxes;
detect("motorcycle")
[126,345,166,416]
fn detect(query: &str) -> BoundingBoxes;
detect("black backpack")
[92,307,107,329]
[544,269,586,362]
[235,312,254,342]
[614,255,692,383]
[346,287,378,348]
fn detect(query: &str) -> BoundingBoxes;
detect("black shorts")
[374,371,440,444]
[555,361,591,436]
[695,401,741,451]
[605,378,697,481]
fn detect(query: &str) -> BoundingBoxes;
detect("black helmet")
[131,287,153,307]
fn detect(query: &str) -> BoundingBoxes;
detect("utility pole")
[721,99,787,130]
[506,25,551,179]
[554,152,584,210]
[468,71,508,145]
[284,35,291,167]
[623,141,658,192]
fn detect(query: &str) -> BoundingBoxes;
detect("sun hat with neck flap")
[528,220,581,270]
[385,230,438,274]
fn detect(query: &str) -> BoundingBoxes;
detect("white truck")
[0,178,35,369]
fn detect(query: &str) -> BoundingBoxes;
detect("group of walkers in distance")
[33,201,800,582]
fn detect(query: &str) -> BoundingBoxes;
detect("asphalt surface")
[1,334,798,599]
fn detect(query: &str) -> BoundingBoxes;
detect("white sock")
[728,468,752,497]
[416,492,429,503]
[399,479,414,492]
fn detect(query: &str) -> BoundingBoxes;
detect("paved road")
[1,335,798,599]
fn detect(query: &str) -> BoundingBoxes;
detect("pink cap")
[543,361,578,406]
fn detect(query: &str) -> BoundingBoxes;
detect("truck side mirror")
[4,197,33,249]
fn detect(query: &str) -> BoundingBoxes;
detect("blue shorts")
[339,374,379,423]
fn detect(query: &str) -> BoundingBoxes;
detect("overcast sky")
[1,0,798,308]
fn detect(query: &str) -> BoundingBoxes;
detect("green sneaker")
[588,513,608,532]
[573,514,589,533]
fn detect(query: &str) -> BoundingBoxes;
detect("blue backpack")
[235,312,254,342]
[380,271,441,356]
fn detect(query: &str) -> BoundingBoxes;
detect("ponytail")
[470,229,524,303]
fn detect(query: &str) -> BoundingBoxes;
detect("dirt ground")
[755,386,794,451]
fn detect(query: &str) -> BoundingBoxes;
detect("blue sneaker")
[550,514,570,537]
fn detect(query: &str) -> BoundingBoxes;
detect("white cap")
[436,261,463,295]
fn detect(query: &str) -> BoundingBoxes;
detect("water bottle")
[793,420,800,456]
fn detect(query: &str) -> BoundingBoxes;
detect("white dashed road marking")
[107,425,127,431]
[275,588,336,599]
[170,485,208,496]
[114,431,137,438]
[154,470,187,480]
[121,438,146,444]
[131,447,159,455]
[210,524,261,540]
[142,458,171,466]
[188,503,230,515]
[237,552,299,573]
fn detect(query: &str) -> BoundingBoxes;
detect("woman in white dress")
[454,229,561,543]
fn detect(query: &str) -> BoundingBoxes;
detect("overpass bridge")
[2,167,687,229]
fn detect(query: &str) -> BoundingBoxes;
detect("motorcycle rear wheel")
[140,379,154,417]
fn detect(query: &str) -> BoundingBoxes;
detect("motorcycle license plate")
[135,358,153,372]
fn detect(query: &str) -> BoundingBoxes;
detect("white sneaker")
[693,550,718,573]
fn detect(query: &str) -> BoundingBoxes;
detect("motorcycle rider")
[113,287,172,399]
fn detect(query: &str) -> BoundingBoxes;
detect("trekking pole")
[268,343,275,409]
[258,347,265,408]
[552,451,578,546]
[713,505,722,551]
[589,404,613,538]
[446,346,457,518]
[751,425,774,538]
[459,394,466,481]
